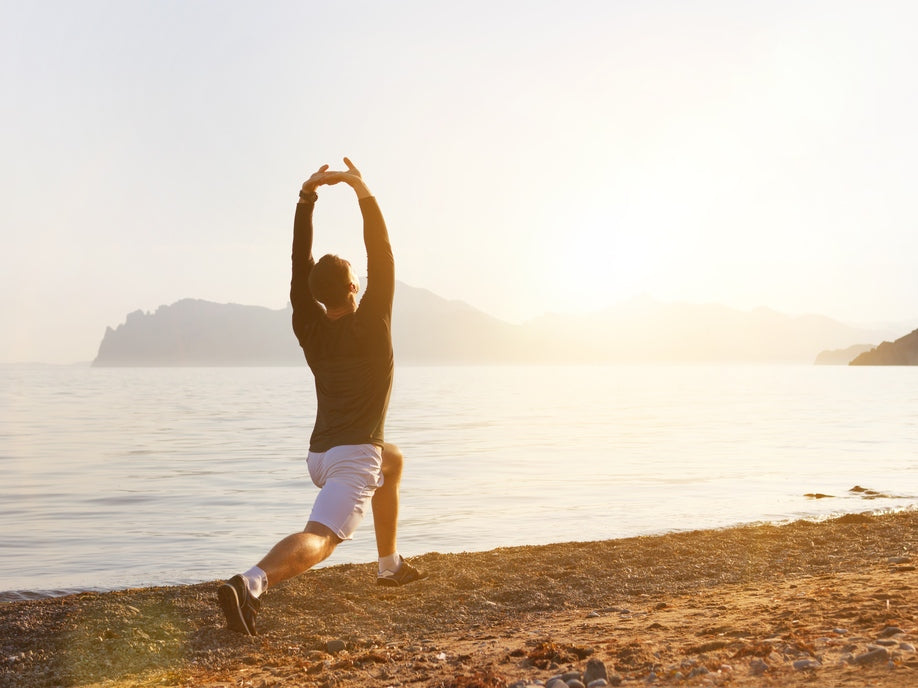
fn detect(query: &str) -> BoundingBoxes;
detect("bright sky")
[3,1,918,363]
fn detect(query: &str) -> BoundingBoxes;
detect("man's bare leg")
[257,521,342,586]
[372,443,427,586]
[373,442,403,559]
[219,521,340,635]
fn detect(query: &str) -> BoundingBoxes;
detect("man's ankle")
[378,552,401,575]
[242,565,268,598]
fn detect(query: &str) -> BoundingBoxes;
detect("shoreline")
[1,510,916,687]
[3,506,913,604]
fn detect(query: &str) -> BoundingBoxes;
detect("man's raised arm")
[325,159,393,314]
[290,164,329,327]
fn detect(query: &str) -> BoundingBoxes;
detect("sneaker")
[377,557,428,587]
[218,574,260,635]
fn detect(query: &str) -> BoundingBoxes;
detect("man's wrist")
[352,181,372,200]
[298,189,318,204]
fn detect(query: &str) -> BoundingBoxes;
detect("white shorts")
[306,444,383,540]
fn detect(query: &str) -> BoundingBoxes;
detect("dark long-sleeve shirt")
[290,196,394,452]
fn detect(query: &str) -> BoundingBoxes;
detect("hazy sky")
[3,1,918,363]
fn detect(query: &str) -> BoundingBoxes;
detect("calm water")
[1,363,916,600]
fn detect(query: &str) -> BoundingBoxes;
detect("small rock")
[831,628,847,635]
[566,681,585,688]
[583,658,609,685]
[792,659,820,671]
[853,648,889,665]
[644,671,657,683]
[546,679,567,688]
[878,626,904,638]
[687,666,709,678]
[875,638,897,646]
[749,659,768,675]
[586,611,601,619]
[562,672,582,682]
[899,642,916,652]
[325,639,346,654]
[887,556,910,564]
[587,680,608,688]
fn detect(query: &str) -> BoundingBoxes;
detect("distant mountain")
[93,284,525,366]
[849,328,918,365]
[390,283,524,363]
[814,344,875,365]
[92,285,902,366]
[518,297,890,363]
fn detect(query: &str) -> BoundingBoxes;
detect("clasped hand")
[302,157,367,195]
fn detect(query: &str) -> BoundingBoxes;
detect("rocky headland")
[850,328,918,365]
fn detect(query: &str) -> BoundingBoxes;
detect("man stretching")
[218,158,425,636]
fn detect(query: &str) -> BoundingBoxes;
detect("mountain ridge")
[92,283,909,366]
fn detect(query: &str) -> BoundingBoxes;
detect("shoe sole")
[218,582,253,635]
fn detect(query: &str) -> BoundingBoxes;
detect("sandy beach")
[1,510,915,688]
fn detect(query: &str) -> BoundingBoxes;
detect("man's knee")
[304,521,343,550]
[381,442,404,481]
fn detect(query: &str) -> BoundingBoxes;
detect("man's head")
[309,254,359,309]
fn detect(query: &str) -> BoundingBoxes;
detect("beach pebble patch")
[325,639,346,654]
[853,647,890,665]
[749,658,769,675]
[583,658,609,684]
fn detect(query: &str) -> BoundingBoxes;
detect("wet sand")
[1,510,915,687]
